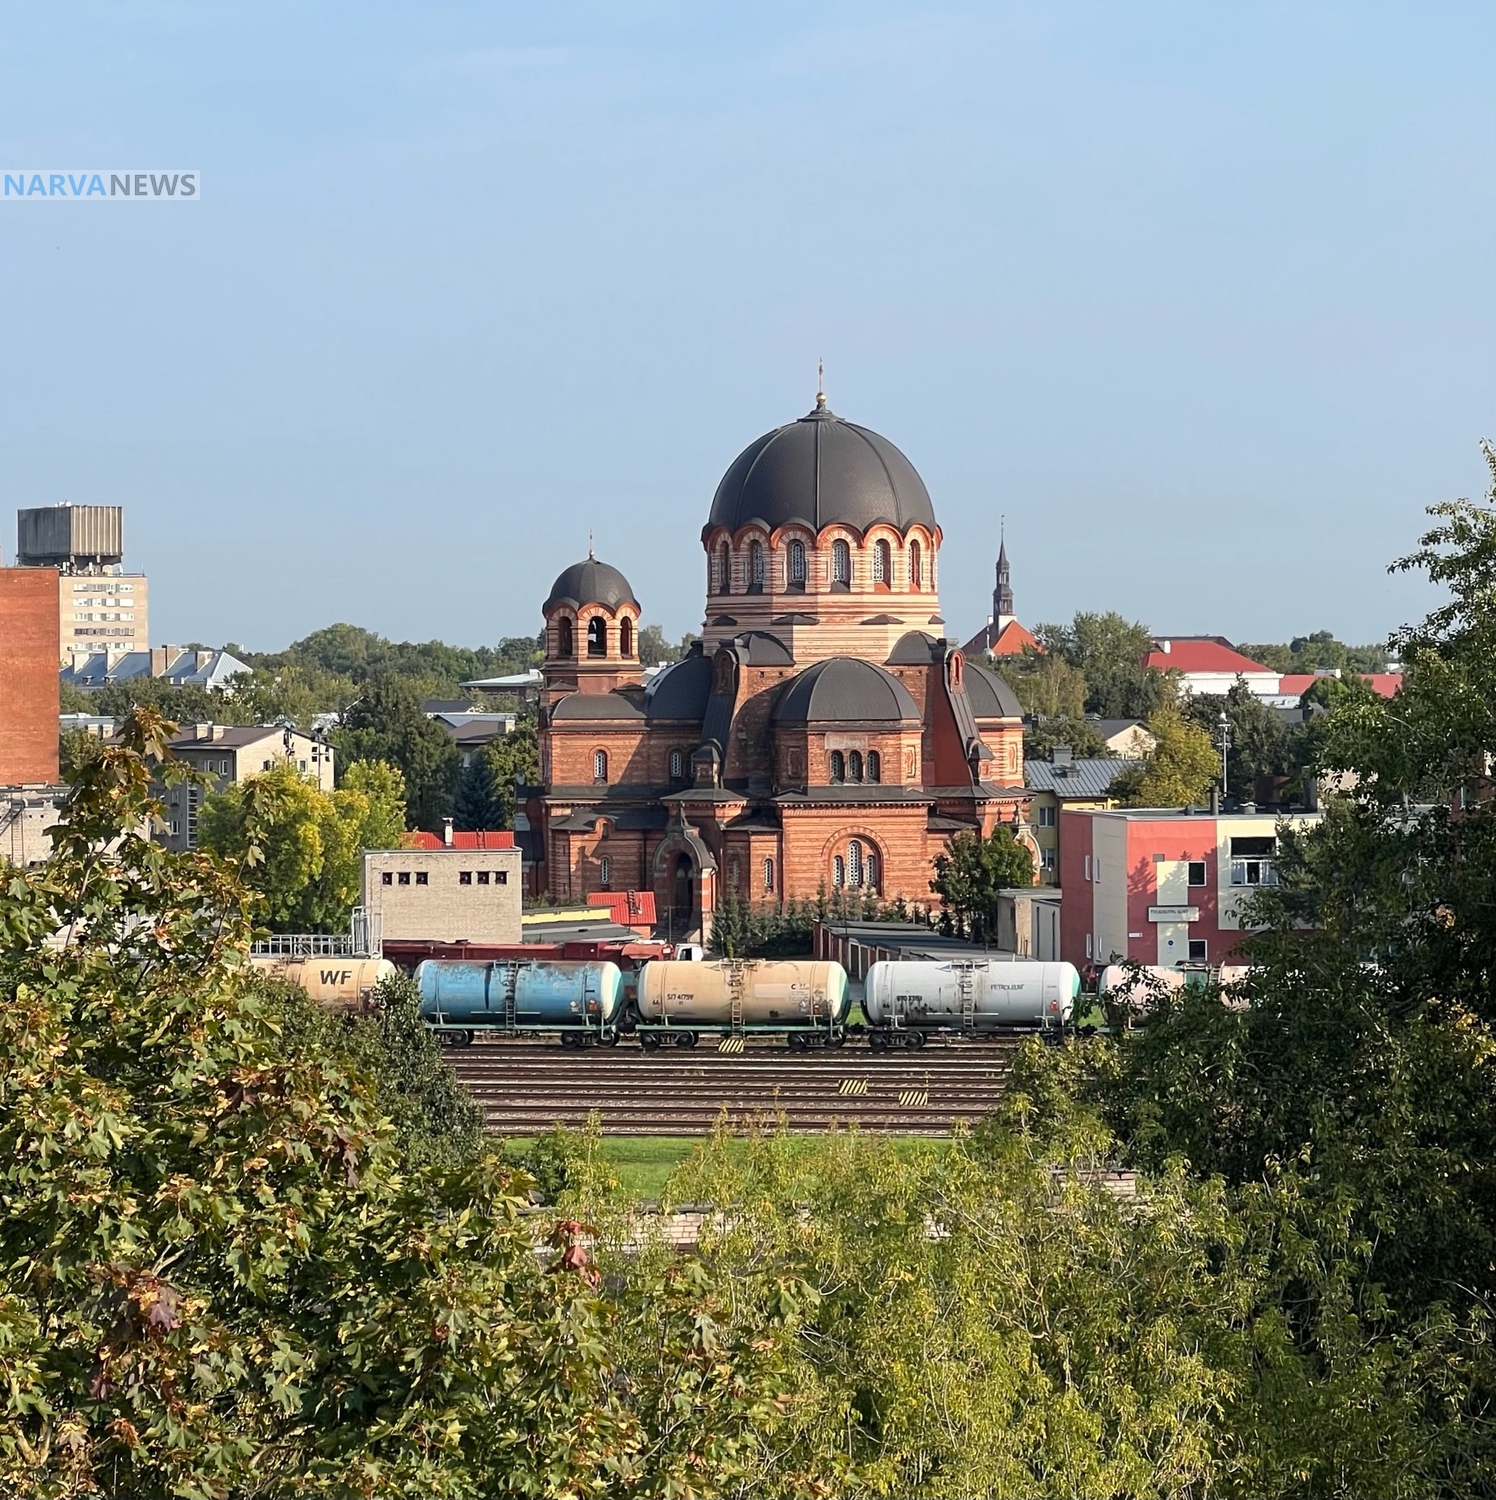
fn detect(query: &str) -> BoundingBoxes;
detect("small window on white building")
[1188,939,1208,961]
[1085,933,1093,958]
[1188,860,1207,886]
[1083,855,1091,881]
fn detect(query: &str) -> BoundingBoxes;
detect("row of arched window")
[709,537,926,595]
[828,749,881,784]
[555,616,634,659]
[831,839,878,891]
[726,855,777,893]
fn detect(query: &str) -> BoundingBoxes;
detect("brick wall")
[362,846,522,943]
[0,569,60,784]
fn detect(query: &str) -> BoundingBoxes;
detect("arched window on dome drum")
[848,839,864,888]
[592,749,608,783]
[619,618,633,657]
[669,749,685,782]
[866,851,879,891]
[831,539,851,588]
[763,856,775,892]
[788,540,807,590]
[873,539,891,586]
[828,750,845,783]
[557,616,574,657]
[866,749,881,784]
[599,856,610,889]
[714,542,731,594]
[587,617,607,657]
[832,854,845,888]
[909,540,923,590]
[847,750,863,783]
[748,540,765,593]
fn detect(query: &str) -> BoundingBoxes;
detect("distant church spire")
[993,521,1014,640]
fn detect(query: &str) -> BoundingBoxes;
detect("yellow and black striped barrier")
[838,1077,869,1096]
[898,1088,930,1108]
[716,1036,745,1054]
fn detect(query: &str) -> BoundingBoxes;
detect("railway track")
[445,1034,1022,1135]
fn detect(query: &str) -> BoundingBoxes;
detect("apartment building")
[1059,806,1320,970]
[1024,751,1140,884]
[155,724,335,851]
[15,505,149,659]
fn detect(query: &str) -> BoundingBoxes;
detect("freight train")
[415,955,1078,1048]
[248,955,398,1014]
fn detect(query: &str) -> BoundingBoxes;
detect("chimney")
[1159,639,1172,654]
[193,723,213,741]
[150,646,168,678]
[1051,745,1073,768]
[1210,786,1220,815]
[442,817,454,847]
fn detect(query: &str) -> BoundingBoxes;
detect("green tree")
[1238,629,1391,676]
[1115,703,1219,807]
[334,676,460,832]
[1022,715,1116,761]
[991,645,1089,718]
[200,758,406,932]
[1184,681,1291,803]
[452,720,539,831]
[930,824,1035,941]
[1036,610,1177,718]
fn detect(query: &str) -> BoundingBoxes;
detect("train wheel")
[673,1031,698,1049]
[639,1032,662,1051]
[826,1032,846,1048]
[868,1031,889,1051]
[600,1031,620,1047]
[458,1030,476,1048]
[786,1032,807,1051]
[905,1030,926,1050]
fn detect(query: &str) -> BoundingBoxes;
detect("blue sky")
[1,2,1491,651]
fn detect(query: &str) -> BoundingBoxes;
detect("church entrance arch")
[651,814,718,944]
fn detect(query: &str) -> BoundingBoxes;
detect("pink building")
[1060,807,1320,970]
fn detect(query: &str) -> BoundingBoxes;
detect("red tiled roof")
[1280,672,1403,700]
[989,620,1041,656]
[1144,639,1274,675]
[587,890,657,924]
[407,830,516,850]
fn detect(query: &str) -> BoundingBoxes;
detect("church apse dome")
[544,557,639,614]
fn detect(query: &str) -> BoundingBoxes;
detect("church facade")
[521,393,1035,939]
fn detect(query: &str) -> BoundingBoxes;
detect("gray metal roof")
[644,651,712,720]
[964,661,1022,719]
[771,657,921,726]
[543,557,638,613]
[707,399,937,537]
[885,630,943,664]
[549,692,646,721]
[727,631,794,665]
[1025,757,1140,798]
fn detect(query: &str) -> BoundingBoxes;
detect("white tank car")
[636,960,849,1028]
[248,955,396,1014]
[864,959,1078,1037]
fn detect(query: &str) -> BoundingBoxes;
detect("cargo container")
[864,959,1078,1045]
[635,959,850,1048]
[416,959,625,1045]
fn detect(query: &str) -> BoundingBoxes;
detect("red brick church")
[521,391,1035,939]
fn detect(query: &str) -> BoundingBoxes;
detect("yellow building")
[1024,751,1139,885]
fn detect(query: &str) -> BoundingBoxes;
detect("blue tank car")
[416,959,625,1047]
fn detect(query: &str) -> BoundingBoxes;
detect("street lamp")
[1217,709,1231,802]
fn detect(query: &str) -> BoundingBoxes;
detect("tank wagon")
[248,955,396,1014]
[863,959,1079,1047]
[1099,962,1253,1027]
[416,959,625,1046]
[635,959,850,1049]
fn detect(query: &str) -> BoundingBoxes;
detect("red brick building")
[523,393,1036,939]
[0,567,61,785]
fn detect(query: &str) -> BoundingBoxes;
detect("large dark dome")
[707,397,937,537]
[772,657,921,725]
[543,556,638,613]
